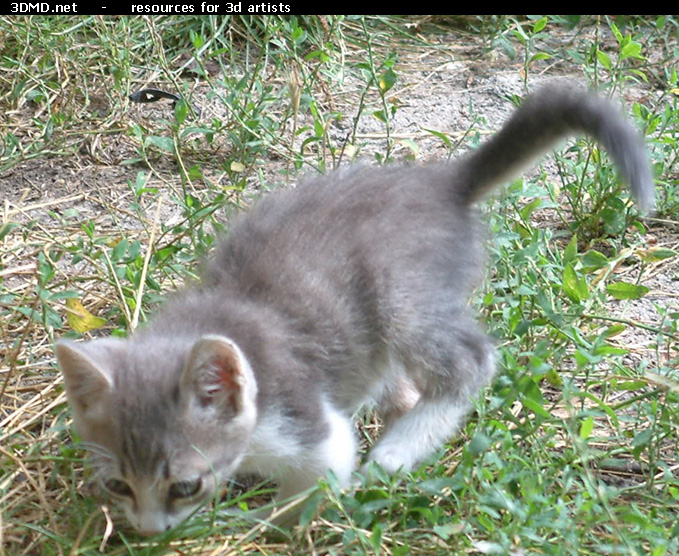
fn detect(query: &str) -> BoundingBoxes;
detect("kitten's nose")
[136,524,171,536]
[135,521,172,536]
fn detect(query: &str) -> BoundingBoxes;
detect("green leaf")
[533,17,548,33]
[304,49,330,63]
[0,222,19,241]
[127,240,141,262]
[379,68,397,93]
[467,432,492,456]
[111,238,128,262]
[597,49,613,70]
[606,281,650,300]
[611,380,646,391]
[579,416,594,439]
[187,164,203,180]
[433,522,464,540]
[522,397,552,418]
[601,200,627,235]
[620,41,642,60]
[145,135,175,154]
[564,235,578,265]
[174,98,189,125]
[373,110,387,123]
[298,491,323,527]
[632,428,653,448]
[189,29,204,49]
[581,249,609,272]
[651,546,667,556]
[545,368,563,388]
[417,477,457,495]
[638,247,677,262]
[530,52,551,62]
[563,262,589,302]
[519,198,542,221]
[291,26,307,45]
[423,128,451,149]
[133,171,147,195]
[593,344,627,356]
[370,523,383,551]
[602,323,627,338]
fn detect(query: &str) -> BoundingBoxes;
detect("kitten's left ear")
[181,335,257,419]
[54,338,123,425]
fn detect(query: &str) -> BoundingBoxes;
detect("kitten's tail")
[457,84,654,212]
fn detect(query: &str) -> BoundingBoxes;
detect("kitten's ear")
[54,339,121,422]
[181,335,257,418]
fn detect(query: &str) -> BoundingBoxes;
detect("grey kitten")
[55,85,653,535]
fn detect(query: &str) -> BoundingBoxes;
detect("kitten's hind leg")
[367,318,496,474]
[379,375,422,430]
[366,399,471,473]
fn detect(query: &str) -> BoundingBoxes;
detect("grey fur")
[55,84,653,534]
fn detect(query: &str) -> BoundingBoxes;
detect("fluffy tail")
[457,84,654,212]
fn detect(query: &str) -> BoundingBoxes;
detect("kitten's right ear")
[55,339,120,421]
[181,335,257,420]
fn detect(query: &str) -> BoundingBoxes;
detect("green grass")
[1,14,679,556]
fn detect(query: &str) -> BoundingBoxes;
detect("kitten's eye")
[103,478,133,498]
[168,478,202,499]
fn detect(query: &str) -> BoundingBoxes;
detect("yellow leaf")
[105,236,124,248]
[65,298,107,333]
[230,161,246,172]
[343,144,357,160]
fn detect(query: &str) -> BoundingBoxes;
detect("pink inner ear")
[216,356,240,390]
[195,341,243,411]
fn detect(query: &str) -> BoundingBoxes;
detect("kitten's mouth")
[136,528,164,537]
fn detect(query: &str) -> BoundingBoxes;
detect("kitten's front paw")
[363,445,412,475]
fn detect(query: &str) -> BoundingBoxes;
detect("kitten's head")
[55,334,258,534]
